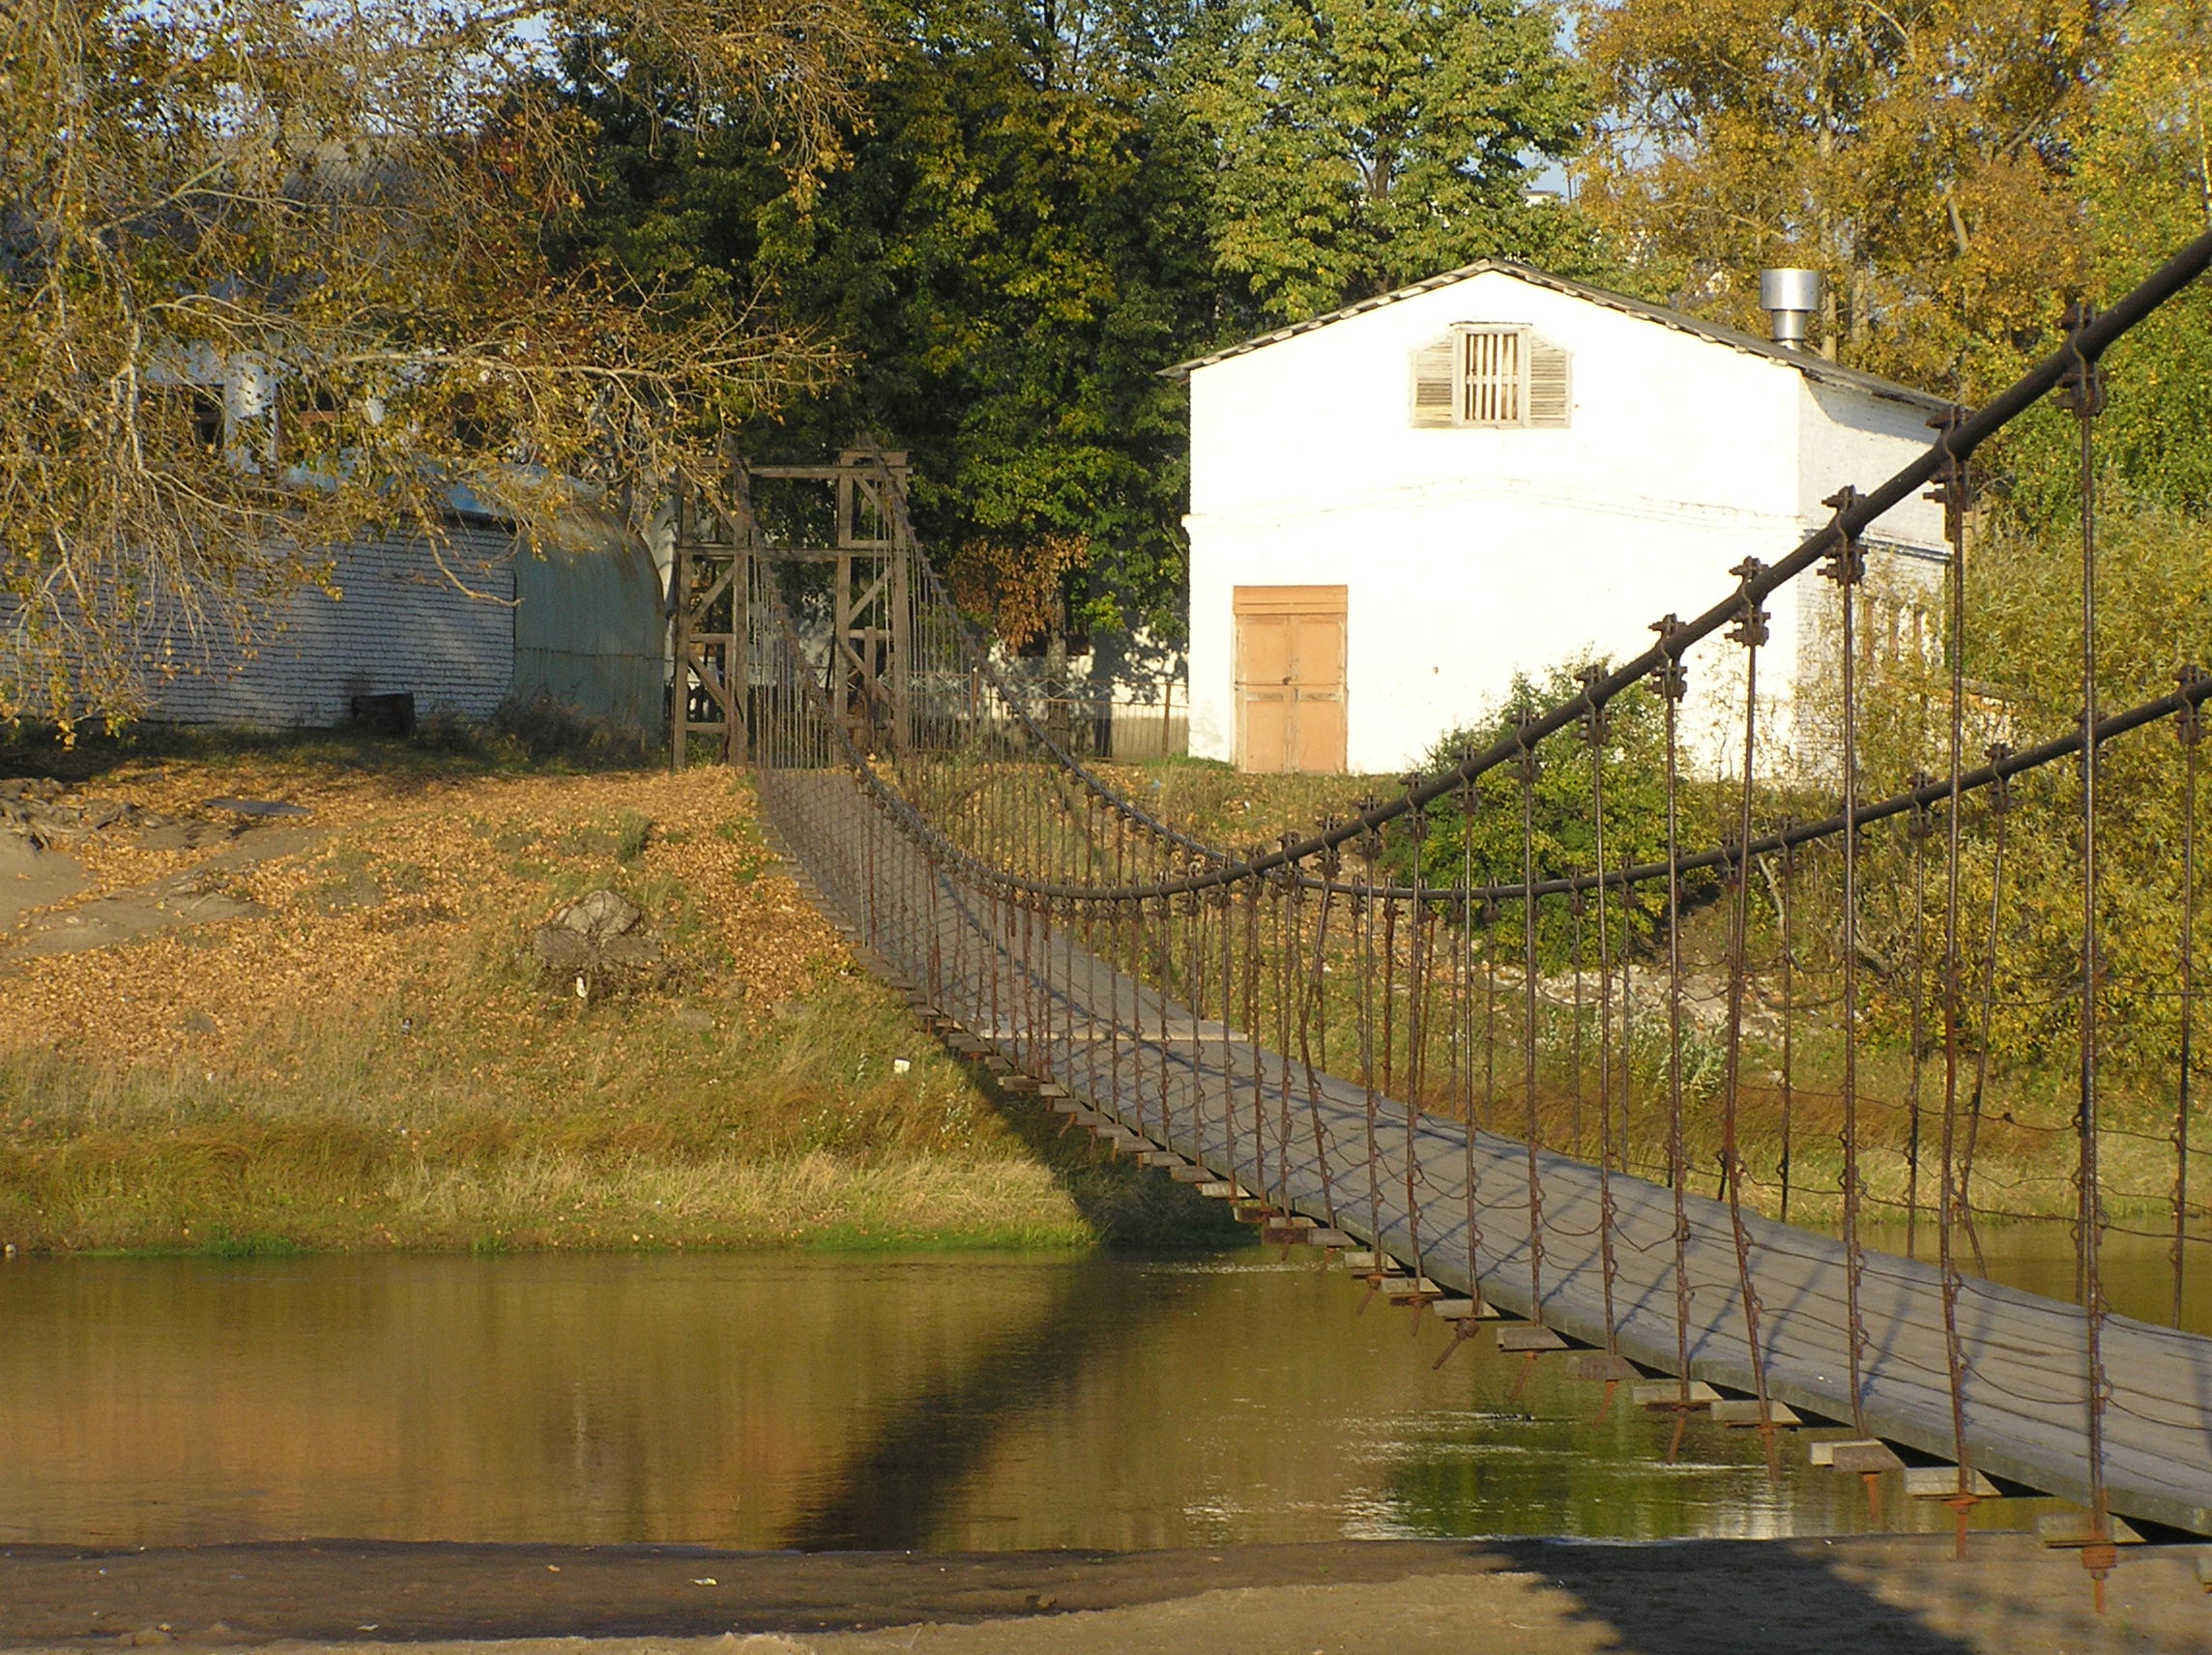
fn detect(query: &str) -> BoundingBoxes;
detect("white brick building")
[1170,262,1953,776]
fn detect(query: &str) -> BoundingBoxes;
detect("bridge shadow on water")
[773,1252,1163,1551]
[759,1243,2148,1650]
[769,1041,1247,1553]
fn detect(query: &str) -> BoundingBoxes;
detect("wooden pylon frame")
[669,447,915,768]
[744,448,914,756]
[669,462,749,768]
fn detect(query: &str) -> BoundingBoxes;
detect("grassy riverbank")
[3,730,2174,1256]
[0,731,1233,1256]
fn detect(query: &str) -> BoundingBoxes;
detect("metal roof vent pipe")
[1760,267,1822,351]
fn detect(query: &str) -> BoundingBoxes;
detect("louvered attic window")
[1410,325,1571,429]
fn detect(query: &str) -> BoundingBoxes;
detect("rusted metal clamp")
[1728,558,1770,650]
[2057,301,2109,419]
[1647,613,1690,701]
[1820,486,1868,587]
[2179,666,2207,746]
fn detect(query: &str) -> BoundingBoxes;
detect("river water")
[0,1226,2191,1553]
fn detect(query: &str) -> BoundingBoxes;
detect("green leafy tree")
[566,0,1216,649]
[1995,0,2212,524]
[1837,495,2212,1084]
[1172,0,1599,322]
[1377,662,1685,962]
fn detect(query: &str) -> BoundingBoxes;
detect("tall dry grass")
[0,743,1230,1254]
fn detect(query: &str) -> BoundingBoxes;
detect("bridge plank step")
[1818,1440,1905,1474]
[1496,1325,1569,1352]
[1903,1466,1998,1497]
[1633,1381,1721,1408]
[1379,1278,1443,1300]
[1168,1165,1213,1182]
[1711,1400,1802,1428]
[1572,1352,1639,1379]
[1343,1253,1402,1273]
[2037,1513,2144,1547]
[1198,1181,1251,1200]
[1435,1299,1493,1321]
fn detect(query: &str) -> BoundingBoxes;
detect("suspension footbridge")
[679,224,2212,1565]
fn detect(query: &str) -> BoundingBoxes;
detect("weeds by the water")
[9,732,2159,1260]
[0,948,1228,1255]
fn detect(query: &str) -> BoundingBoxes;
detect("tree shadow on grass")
[0,711,659,788]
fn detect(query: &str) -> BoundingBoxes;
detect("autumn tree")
[2069,0,2212,513]
[1920,0,2212,528]
[1577,0,2106,394]
[1,0,882,731]
[1172,0,1599,322]
[948,533,1092,651]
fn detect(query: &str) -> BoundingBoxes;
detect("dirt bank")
[0,1534,2203,1653]
[0,734,1230,1254]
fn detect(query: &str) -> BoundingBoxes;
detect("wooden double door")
[1234,585,1348,774]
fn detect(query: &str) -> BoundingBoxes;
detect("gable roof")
[1164,260,1956,413]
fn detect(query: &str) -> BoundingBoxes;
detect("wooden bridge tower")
[670,447,914,767]
[668,461,747,768]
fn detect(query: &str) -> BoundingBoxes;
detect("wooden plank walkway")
[764,769,2212,1537]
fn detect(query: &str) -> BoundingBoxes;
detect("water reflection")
[0,1240,2130,1551]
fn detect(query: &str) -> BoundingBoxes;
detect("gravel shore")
[1,1534,2206,1654]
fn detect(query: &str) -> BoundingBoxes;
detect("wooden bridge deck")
[765,769,2212,1537]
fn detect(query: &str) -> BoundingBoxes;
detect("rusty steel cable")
[1720,559,1779,1475]
[1962,751,2012,1281]
[1583,684,1624,1350]
[1778,831,1798,1225]
[2063,299,2113,1552]
[1517,729,1547,1316]
[1654,620,1694,1439]
[1906,778,1933,1261]
[1935,421,1980,1523]
[1828,493,1872,1436]
[2178,670,2206,1327]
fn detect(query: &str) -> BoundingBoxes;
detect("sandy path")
[0,836,84,934]
[0,1535,2204,1654]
